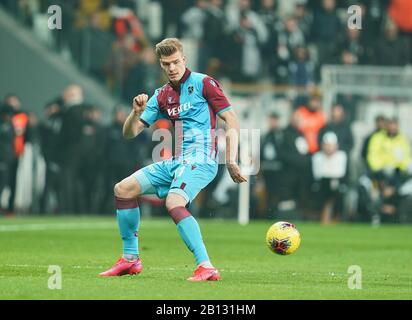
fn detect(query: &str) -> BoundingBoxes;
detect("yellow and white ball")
[266,221,301,255]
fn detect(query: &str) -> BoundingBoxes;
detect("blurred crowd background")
[2,0,412,99]
[1,0,412,224]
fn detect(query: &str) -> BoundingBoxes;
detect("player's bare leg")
[99,176,143,276]
[166,193,220,281]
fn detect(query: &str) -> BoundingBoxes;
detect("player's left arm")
[218,109,247,183]
[203,76,246,183]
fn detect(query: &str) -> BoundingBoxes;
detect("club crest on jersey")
[167,96,173,104]
[188,85,194,95]
[167,102,192,117]
[210,79,217,87]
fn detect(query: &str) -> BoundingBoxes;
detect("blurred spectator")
[226,0,269,82]
[340,49,357,66]
[26,110,42,212]
[110,4,145,43]
[361,114,386,170]
[318,104,354,156]
[77,105,105,213]
[80,12,115,82]
[281,15,305,49]
[359,0,389,46]
[123,47,160,103]
[288,46,315,87]
[388,0,412,33]
[159,0,188,37]
[0,104,14,215]
[275,16,306,83]
[52,0,77,53]
[181,0,208,41]
[376,19,410,66]
[59,85,87,213]
[312,132,348,224]
[294,1,312,41]
[200,0,226,75]
[335,28,370,65]
[335,90,362,123]
[311,0,342,67]
[367,118,411,222]
[295,93,327,154]
[3,94,29,215]
[258,0,280,78]
[277,0,307,16]
[101,106,149,213]
[277,112,311,219]
[260,112,283,214]
[39,99,64,214]
[367,118,411,175]
[389,0,412,63]
[106,35,139,98]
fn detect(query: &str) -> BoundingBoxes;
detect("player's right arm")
[123,94,148,139]
[123,91,162,139]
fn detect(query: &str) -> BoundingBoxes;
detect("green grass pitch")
[0,216,411,300]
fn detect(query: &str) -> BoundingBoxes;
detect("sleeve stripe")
[217,106,232,115]
[139,119,150,128]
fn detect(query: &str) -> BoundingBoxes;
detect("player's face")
[159,51,187,84]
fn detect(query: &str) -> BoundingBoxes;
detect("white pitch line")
[0,220,172,233]
[0,222,117,232]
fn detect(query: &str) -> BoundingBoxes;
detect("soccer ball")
[266,221,301,255]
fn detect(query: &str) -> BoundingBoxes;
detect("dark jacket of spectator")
[280,123,311,172]
[0,107,14,199]
[81,23,115,81]
[202,3,226,59]
[318,121,354,155]
[39,107,64,165]
[376,23,410,66]
[123,49,159,103]
[278,120,312,204]
[289,47,315,86]
[0,106,15,164]
[261,128,283,173]
[60,103,86,165]
[310,5,342,43]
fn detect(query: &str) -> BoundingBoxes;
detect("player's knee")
[165,198,175,211]
[114,183,123,198]
[114,177,142,199]
[114,182,130,198]
[165,193,188,211]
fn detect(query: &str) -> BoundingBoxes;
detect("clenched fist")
[133,94,148,115]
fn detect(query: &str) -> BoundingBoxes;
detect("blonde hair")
[155,38,183,58]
